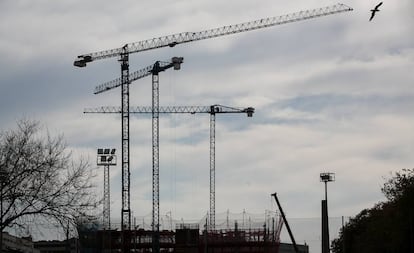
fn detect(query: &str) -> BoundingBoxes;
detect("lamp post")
[320,172,335,253]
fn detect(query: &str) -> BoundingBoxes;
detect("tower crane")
[74,4,352,251]
[84,104,254,232]
[95,58,183,237]
[91,58,186,252]
[88,58,183,253]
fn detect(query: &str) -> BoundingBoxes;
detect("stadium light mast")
[97,148,117,230]
[320,172,335,253]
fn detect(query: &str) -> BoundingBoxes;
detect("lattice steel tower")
[97,148,117,229]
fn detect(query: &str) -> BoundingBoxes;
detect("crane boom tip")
[337,3,353,11]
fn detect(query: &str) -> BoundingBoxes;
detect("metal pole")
[0,180,3,253]
[320,173,334,253]
[103,164,110,230]
[321,200,329,253]
[342,216,346,253]
[271,193,299,253]
[326,181,330,253]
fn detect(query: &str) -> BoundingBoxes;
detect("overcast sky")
[1,0,413,252]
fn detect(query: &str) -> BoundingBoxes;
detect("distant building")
[1,232,40,253]
[279,242,309,253]
[34,238,79,253]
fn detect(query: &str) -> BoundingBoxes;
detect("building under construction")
[79,226,308,253]
[78,212,308,253]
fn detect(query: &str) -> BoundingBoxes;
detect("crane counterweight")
[245,107,254,117]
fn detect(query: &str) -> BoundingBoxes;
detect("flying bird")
[369,2,383,21]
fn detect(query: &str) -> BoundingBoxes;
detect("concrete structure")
[34,238,79,253]
[1,232,40,253]
[279,243,309,253]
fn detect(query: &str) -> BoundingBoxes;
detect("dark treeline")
[332,168,414,253]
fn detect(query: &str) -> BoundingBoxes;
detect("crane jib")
[84,105,255,115]
[73,3,352,66]
[93,58,182,94]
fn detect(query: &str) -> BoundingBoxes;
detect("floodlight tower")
[97,148,117,230]
[320,172,335,253]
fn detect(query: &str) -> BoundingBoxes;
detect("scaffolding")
[78,211,285,253]
[79,226,279,253]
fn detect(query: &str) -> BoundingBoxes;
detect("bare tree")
[0,119,98,236]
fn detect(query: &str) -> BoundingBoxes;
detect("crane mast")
[210,109,216,230]
[148,59,183,252]
[152,70,160,253]
[120,46,130,232]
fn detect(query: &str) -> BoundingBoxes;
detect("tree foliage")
[331,168,414,253]
[0,120,98,234]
